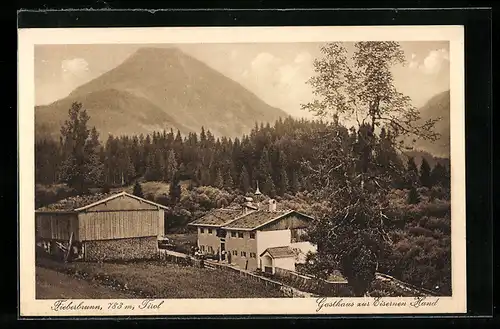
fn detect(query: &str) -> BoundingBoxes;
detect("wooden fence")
[274,267,350,296]
[206,261,313,298]
[375,272,438,297]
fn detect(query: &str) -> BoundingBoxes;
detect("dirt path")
[36,267,137,299]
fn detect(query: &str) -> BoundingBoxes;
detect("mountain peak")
[36,45,287,140]
[122,46,186,67]
[131,46,183,58]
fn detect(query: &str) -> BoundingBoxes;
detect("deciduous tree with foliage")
[58,102,103,193]
[300,41,439,296]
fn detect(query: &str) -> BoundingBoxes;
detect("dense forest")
[35,103,449,198]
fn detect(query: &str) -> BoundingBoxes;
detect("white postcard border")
[18,25,466,317]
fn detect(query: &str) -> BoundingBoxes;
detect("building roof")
[36,191,169,213]
[222,209,315,231]
[260,246,297,259]
[188,208,246,227]
[221,210,288,230]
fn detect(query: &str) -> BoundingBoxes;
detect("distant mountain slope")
[36,47,288,140]
[411,90,451,158]
[35,88,190,140]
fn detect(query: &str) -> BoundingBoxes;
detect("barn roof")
[260,246,297,259]
[36,191,169,213]
[222,210,313,231]
[188,208,246,227]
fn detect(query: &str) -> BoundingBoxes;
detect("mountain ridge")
[35,47,289,140]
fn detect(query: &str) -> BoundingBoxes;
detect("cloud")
[251,52,279,71]
[422,49,449,74]
[241,51,315,117]
[294,51,312,64]
[278,64,301,87]
[409,60,419,69]
[409,49,449,75]
[61,58,89,76]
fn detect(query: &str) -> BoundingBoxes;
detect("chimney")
[268,199,277,212]
[243,197,254,214]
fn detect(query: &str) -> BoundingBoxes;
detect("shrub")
[408,226,435,238]
[419,216,429,227]
[35,184,78,209]
[424,217,451,234]
[155,194,170,206]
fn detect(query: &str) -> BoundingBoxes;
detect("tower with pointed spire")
[254,180,263,210]
[254,180,262,196]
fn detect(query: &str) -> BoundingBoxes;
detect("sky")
[35,41,450,119]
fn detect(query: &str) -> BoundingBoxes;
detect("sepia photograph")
[18,26,466,316]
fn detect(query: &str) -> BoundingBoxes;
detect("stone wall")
[83,236,158,261]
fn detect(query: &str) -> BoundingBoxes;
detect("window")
[250,252,256,258]
[200,245,205,252]
[200,228,204,234]
[231,232,237,238]
[241,251,247,257]
[208,229,213,234]
[249,232,255,239]
[238,232,244,239]
[232,250,238,256]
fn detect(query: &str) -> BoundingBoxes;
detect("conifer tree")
[165,149,178,183]
[224,169,234,190]
[169,172,182,206]
[289,171,300,194]
[262,173,276,197]
[277,151,289,196]
[239,166,250,193]
[430,162,447,187]
[257,147,272,183]
[132,181,144,198]
[419,157,432,188]
[35,138,61,184]
[407,185,421,204]
[200,167,212,186]
[406,157,419,188]
[214,168,224,189]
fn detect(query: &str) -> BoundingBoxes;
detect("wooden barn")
[35,191,169,261]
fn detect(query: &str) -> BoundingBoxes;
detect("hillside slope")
[412,90,451,158]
